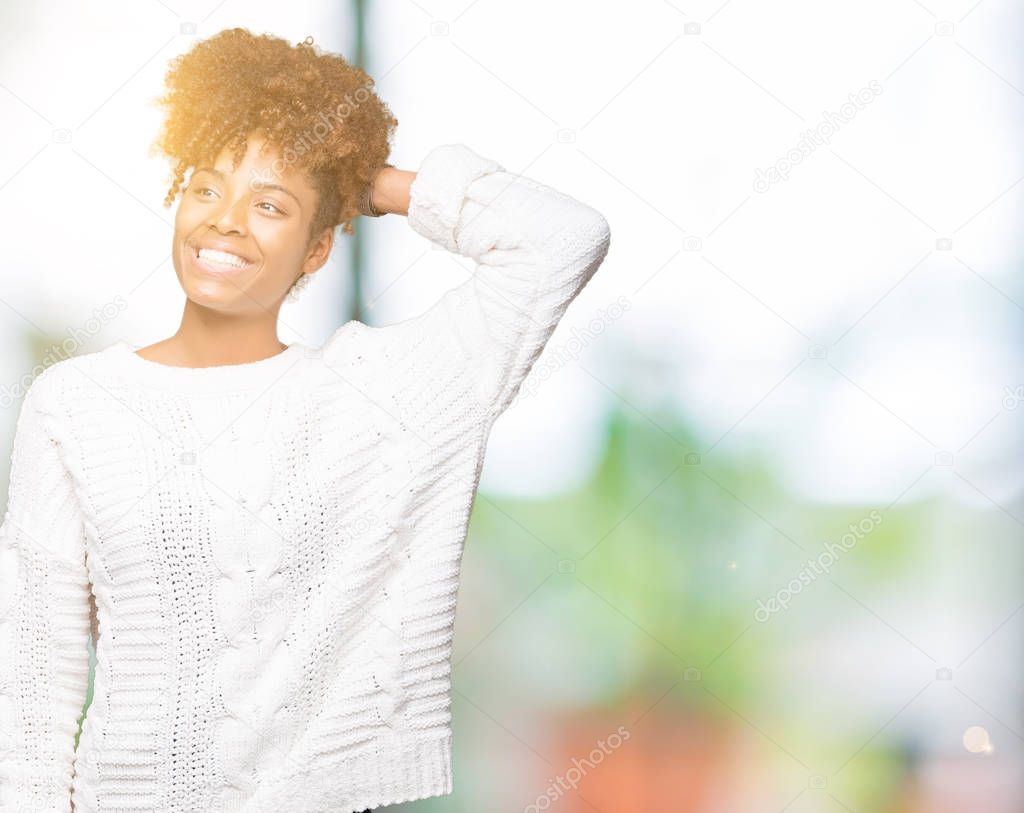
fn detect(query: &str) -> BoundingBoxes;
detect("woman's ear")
[302,226,334,276]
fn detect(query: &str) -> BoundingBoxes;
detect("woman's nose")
[210,196,248,234]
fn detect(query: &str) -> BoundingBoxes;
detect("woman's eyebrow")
[250,179,302,208]
[192,166,302,209]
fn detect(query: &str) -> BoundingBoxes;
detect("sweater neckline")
[106,339,308,393]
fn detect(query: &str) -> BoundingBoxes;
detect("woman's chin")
[184,278,246,309]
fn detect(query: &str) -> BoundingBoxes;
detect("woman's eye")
[192,186,216,198]
[257,201,284,215]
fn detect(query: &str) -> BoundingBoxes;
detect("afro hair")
[150,27,398,243]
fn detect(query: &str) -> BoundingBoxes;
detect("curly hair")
[150,27,398,242]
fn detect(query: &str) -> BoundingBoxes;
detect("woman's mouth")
[189,244,256,275]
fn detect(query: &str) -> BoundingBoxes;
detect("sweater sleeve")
[345,143,611,430]
[0,366,91,811]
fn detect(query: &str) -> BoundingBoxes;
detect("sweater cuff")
[407,144,504,253]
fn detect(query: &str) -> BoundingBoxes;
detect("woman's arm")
[369,166,416,217]
[0,367,91,809]
[326,143,611,434]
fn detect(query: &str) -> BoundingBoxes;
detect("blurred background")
[1,0,1022,810]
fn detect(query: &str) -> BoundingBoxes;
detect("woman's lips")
[188,243,256,276]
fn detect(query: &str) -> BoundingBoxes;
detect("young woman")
[0,28,610,812]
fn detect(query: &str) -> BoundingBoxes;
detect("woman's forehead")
[197,136,316,192]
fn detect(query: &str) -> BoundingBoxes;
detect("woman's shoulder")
[20,340,132,407]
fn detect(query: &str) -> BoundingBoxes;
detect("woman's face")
[172,131,332,314]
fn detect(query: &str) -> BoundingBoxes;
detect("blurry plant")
[468,400,927,775]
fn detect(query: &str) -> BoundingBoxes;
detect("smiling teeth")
[198,248,249,269]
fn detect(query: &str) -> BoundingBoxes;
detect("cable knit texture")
[0,143,611,812]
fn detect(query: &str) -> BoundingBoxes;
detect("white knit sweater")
[0,143,610,812]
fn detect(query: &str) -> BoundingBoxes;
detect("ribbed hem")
[102,340,310,393]
[220,731,454,812]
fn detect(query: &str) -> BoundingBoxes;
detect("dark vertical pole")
[348,0,368,324]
